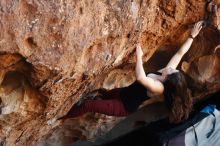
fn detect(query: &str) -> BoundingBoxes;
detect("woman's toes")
[47,118,57,125]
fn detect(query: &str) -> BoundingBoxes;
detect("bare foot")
[47,117,65,128]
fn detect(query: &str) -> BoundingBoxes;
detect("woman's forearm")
[178,21,203,55]
[178,38,193,55]
[135,55,146,80]
[165,37,194,69]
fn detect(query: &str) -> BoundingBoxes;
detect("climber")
[57,21,204,123]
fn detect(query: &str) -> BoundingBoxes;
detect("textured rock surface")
[0,0,220,145]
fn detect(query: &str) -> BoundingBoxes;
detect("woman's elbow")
[136,76,144,83]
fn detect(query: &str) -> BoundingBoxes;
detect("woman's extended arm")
[135,46,164,94]
[135,21,203,94]
[165,21,203,69]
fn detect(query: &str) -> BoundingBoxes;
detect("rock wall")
[0,0,220,145]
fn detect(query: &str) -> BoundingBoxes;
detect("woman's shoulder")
[146,71,162,76]
[146,71,163,82]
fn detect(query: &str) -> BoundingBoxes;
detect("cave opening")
[0,53,49,117]
[0,71,48,115]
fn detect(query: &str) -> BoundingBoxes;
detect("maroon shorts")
[63,88,130,118]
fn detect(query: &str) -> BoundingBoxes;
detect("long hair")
[163,71,193,123]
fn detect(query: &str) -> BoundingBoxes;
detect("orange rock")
[0,0,220,145]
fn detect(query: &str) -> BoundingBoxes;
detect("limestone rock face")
[0,0,220,145]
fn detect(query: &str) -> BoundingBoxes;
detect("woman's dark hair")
[163,71,193,123]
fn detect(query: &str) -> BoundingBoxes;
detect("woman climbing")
[57,21,204,123]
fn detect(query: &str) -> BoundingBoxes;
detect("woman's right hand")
[191,21,204,38]
[136,44,144,58]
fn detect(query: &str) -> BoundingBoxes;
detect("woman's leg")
[58,88,129,120]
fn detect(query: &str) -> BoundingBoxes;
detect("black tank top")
[120,71,162,112]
